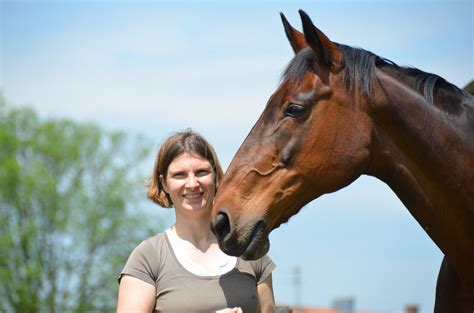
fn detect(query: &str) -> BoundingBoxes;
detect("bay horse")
[210,10,474,313]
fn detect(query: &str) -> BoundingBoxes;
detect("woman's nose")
[185,174,199,188]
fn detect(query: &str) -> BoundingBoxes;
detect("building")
[333,298,355,313]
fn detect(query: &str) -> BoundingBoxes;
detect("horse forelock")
[281,44,470,116]
[281,47,314,84]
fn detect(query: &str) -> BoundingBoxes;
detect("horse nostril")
[213,212,231,241]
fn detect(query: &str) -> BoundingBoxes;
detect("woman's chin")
[182,201,209,212]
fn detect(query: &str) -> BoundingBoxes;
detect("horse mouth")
[235,220,270,260]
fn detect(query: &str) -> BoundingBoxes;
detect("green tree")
[0,97,161,312]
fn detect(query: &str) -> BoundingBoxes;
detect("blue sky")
[2,1,472,312]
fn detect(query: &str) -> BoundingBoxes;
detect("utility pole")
[292,266,302,306]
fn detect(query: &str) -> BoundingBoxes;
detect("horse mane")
[282,45,471,116]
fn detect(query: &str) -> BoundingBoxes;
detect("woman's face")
[161,152,216,215]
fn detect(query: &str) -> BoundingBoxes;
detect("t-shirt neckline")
[164,228,238,278]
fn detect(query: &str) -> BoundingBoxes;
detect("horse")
[210,10,474,313]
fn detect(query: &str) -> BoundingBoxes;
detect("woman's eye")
[196,170,211,177]
[285,103,308,117]
[173,173,186,179]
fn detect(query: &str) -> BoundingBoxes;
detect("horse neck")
[365,69,474,281]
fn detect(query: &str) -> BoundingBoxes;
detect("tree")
[0,96,161,312]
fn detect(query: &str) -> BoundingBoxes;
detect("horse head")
[211,10,373,260]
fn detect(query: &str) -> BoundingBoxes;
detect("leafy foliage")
[0,96,161,312]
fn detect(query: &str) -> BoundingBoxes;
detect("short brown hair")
[147,129,224,208]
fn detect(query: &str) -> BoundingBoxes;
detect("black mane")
[281,45,471,115]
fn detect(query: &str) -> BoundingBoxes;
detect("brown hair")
[147,129,224,208]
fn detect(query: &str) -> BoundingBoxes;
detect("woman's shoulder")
[120,232,171,282]
[142,231,167,246]
[130,231,170,258]
[236,254,276,283]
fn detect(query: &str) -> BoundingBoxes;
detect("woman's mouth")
[183,192,203,200]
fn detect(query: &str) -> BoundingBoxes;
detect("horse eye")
[285,103,307,117]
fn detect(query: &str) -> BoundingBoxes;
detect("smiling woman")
[116,129,276,313]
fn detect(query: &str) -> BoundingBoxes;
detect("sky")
[1,1,472,312]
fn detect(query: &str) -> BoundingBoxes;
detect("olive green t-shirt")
[119,232,276,313]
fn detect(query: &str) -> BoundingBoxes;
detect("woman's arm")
[117,275,156,313]
[257,274,275,313]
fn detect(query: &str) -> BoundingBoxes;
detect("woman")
[117,130,276,313]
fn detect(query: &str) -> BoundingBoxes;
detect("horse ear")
[299,10,343,72]
[280,12,307,54]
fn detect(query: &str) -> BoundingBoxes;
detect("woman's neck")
[173,212,216,251]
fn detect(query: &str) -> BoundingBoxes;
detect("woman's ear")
[160,175,169,193]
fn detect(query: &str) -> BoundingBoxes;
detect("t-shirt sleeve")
[118,239,159,287]
[252,254,276,285]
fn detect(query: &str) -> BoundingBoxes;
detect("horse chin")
[241,236,270,260]
[239,220,270,260]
